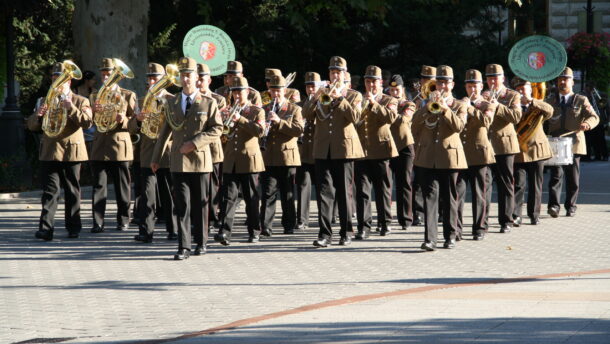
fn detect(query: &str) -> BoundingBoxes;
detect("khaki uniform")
[546,92,599,214]
[412,99,468,169]
[461,104,496,166]
[28,92,93,236]
[513,98,554,222]
[412,97,467,246]
[298,99,316,165]
[260,100,303,233]
[356,94,399,159]
[261,88,301,105]
[390,98,416,229]
[390,100,416,151]
[27,94,92,162]
[90,87,137,161]
[202,91,227,164]
[302,96,364,160]
[89,86,137,231]
[354,92,398,236]
[489,88,522,155]
[152,92,222,173]
[261,102,303,166]
[221,105,266,174]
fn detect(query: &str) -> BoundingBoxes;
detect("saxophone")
[94,58,134,133]
[140,64,181,138]
[41,60,82,138]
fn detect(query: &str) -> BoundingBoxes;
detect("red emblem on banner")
[199,42,217,61]
[528,52,546,70]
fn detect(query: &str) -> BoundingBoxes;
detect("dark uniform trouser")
[138,167,157,236]
[548,155,581,212]
[156,168,177,234]
[412,167,425,220]
[39,161,82,233]
[296,163,315,228]
[514,160,545,219]
[132,161,142,220]
[355,158,393,232]
[390,145,414,227]
[209,162,222,227]
[457,165,490,237]
[172,172,209,251]
[420,168,460,245]
[260,166,297,231]
[92,161,131,229]
[493,154,515,226]
[219,172,261,237]
[315,158,355,240]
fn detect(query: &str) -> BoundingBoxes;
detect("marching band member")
[129,63,177,243]
[214,60,262,107]
[295,72,322,232]
[546,67,599,218]
[261,68,301,104]
[29,61,93,240]
[302,56,364,247]
[484,63,522,234]
[388,74,417,231]
[511,76,553,226]
[90,58,137,233]
[151,57,222,260]
[412,65,438,226]
[457,69,495,241]
[412,65,467,251]
[259,75,304,237]
[197,63,227,232]
[214,76,266,245]
[354,66,398,239]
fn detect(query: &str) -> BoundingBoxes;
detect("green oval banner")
[182,25,235,76]
[508,35,567,83]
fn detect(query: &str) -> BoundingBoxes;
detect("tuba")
[94,58,134,133]
[516,82,546,151]
[41,60,82,138]
[140,64,181,139]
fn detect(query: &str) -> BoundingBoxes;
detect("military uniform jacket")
[27,93,92,162]
[297,99,316,165]
[302,94,364,160]
[262,101,303,166]
[203,91,227,164]
[412,98,467,169]
[488,88,522,155]
[546,93,599,155]
[222,104,266,174]
[127,90,174,168]
[356,93,399,160]
[515,99,554,163]
[152,91,222,173]
[390,99,416,151]
[215,85,262,107]
[89,87,137,161]
[461,103,495,166]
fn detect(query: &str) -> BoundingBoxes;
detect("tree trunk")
[72,0,149,96]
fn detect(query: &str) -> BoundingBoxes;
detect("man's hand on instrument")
[61,96,73,110]
[37,104,48,117]
[93,102,103,113]
[179,141,196,154]
[268,112,280,124]
[580,122,591,131]
[116,112,127,123]
[136,111,147,122]
[150,162,159,173]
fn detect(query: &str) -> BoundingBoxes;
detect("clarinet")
[260,98,278,151]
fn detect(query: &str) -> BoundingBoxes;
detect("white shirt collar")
[560,92,574,103]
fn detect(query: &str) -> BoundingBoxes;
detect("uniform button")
[329,123,332,127]
[329,131,332,134]
[463,141,466,144]
[435,139,438,143]
[464,128,467,131]
[330,116,333,119]
[308,140,312,143]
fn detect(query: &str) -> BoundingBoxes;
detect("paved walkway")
[1,161,609,344]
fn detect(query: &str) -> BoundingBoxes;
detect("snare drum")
[545,137,573,166]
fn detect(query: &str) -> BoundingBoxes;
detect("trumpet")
[222,101,244,138]
[319,80,346,106]
[426,90,448,115]
[260,98,279,151]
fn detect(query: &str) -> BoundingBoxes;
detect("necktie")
[522,105,527,113]
[185,96,192,116]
